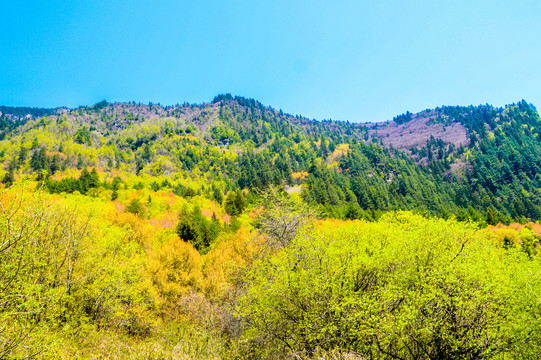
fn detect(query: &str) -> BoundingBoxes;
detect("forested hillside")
[1,95,540,223]
[1,96,541,359]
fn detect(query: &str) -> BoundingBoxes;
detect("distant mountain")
[1,95,540,223]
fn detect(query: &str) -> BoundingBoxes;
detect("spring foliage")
[0,180,541,358]
[2,94,541,358]
[239,213,541,359]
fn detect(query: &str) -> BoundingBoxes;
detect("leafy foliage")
[240,213,541,359]
[1,96,541,358]
[1,97,540,223]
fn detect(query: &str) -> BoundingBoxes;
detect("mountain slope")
[1,96,540,223]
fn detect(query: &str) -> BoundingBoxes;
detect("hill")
[2,96,541,359]
[1,95,540,223]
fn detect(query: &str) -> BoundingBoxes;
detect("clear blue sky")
[1,0,540,122]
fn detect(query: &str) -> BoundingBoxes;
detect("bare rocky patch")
[363,110,470,151]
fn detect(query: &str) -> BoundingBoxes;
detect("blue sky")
[1,0,540,122]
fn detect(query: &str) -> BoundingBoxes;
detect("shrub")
[239,212,541,359]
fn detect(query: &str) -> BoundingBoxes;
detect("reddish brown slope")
[363,110,470,150]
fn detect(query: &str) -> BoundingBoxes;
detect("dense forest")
[1,96,541,359]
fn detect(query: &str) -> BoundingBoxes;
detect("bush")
[239,212,541,359]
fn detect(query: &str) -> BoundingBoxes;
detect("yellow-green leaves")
[239,212,541,359]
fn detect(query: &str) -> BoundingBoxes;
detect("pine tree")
[1,171,14,187]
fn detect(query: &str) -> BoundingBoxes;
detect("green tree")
[31,137,39,149]
[209,212,221,241]
[1,171,14,187]
[112,176,122,191]
[125,198,145,217]
[30,147,48,173]
[88,168,100,188]
[18,143,27,165]
[224,190,246,216]
[234,190,246,214]
[212,186,223,204]
[176,206,220,253]
[224,191,239,216]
